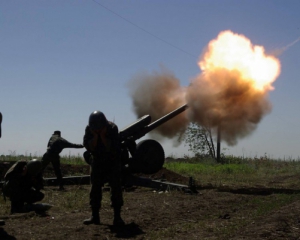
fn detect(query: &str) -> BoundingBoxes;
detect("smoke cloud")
[128,68,188,139]
[128,31,281,146]
[186,69,272,145]
[271,37,300,57]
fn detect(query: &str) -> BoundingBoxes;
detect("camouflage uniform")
[41,131,83,188]
[0,112,4,225]
[3,160,44,214]
[83,122,123,214]
[0,111,2,138]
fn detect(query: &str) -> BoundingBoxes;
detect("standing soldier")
[0,111,2,138]
[83,111,124,226]
[40,131,83,190]
[0,112,4,225]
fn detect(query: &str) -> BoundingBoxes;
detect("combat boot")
[113,207,125,227]
[83,209,100,225]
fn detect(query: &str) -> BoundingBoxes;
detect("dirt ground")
[1,162,300,239]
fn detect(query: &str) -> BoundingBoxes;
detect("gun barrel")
[131,104,188,141]
[119,115,151,142]
[146,104,188,132]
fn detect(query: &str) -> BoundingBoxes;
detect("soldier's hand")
[90,128,98,136]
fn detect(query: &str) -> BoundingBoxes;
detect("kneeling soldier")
[3,159,44,214]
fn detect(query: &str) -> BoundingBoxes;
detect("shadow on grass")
[218,188,300,195]
[216,187,300,195]
[108,222,145,238]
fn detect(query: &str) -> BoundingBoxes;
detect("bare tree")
[183,123,216,159]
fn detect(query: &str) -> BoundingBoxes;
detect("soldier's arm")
[110,125,122,166]
[32,174,44,191]
[7,178,25,201]
[110,125,122,179]
[59,137,84,150]
[111,125,121,155]
[83,126,97,152]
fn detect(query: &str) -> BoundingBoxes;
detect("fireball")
[199,30,281,91]
[187,30,281,145]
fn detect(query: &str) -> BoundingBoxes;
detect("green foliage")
[0,153,85,165]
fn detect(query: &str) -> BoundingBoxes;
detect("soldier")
[0,111,2,138]
[3,159,44,214]
[40,131,84,190]
[83,111,124,226]
[0,112,4,225]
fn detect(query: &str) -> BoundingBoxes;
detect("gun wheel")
[131,139,165,174]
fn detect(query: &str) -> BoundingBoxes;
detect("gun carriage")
[119,104,188,175]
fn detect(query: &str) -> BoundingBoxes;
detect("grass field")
[165,156,300,189]
[0,156,300,239]
[2,153,300,188]
[1,154,300,239]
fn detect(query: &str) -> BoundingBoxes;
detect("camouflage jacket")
[0,111,2,138]
[83,121,121,171]
[3,160,43,199]
[46,134,83,155]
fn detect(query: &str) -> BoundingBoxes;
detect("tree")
[183,123,216,159]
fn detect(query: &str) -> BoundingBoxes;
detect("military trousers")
[11,188,44,214]
[89,164,123,210]
[41,152,63,186]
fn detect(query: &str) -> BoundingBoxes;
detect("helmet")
[88,111,108,130]
[53,130,61,137]
[26,159,42,176]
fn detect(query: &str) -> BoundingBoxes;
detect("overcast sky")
[1,0,300,159]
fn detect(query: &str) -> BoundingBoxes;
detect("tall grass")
[164,155,300,188]
[60,154,86,165]
[0,153,85,165]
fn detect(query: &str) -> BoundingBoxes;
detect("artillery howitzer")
[119,104,188,175]
[43,104,197,192]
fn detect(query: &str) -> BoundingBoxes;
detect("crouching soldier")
[3,159,45,214]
